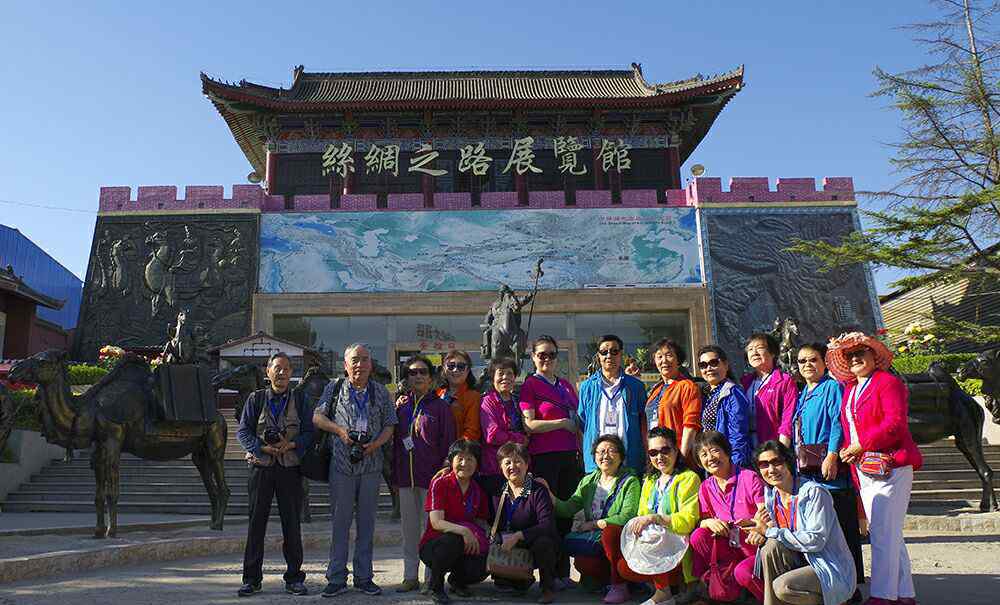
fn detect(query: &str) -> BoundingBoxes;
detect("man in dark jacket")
[236,352,315,597]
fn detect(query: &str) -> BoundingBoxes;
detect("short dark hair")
[267,351,291,368]
[744,333,780,358]
[696,345,735,380]
[598,334,624,351]
[487,357,520,386]
[405,355,436,376]
[646,426,687,477]
[532,335,558,353]
[591,433,626,460]
[442,350,477,389]
[753,440,796,478]
[446,439,482,468]
[796,342,828,361]
[496,441,531,466]
[694,430,732,459]
[653,338,687,365]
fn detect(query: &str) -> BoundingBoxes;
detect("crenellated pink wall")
[98,177,854,213]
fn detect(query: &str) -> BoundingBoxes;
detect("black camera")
[348,430,371,464]
[263,427,285,445]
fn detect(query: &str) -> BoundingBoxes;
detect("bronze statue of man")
[481,284,535,361]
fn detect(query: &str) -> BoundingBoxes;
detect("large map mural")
[259,208,701,293]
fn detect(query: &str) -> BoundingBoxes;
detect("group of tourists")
[236,328,922,605]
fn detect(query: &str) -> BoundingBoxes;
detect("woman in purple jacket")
[492,441,559,604]
[393,355,458,593]
[479,357,529,501]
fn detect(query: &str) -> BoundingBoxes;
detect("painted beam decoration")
[259,207,700,293]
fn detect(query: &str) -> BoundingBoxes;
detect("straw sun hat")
[825,331,894,382]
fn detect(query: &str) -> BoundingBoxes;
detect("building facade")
[74,64,880,379]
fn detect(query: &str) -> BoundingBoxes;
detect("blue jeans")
[325,470,380,584]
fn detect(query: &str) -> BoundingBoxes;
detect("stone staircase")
[1,415,396,517]
[909,441,1000,508]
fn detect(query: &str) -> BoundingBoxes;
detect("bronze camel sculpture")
[902,362,997,512]
[959,348,1000,426]
[9,349,230,537]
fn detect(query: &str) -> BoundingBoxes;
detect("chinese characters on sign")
[321,138,633,178]
[415,323,458,350]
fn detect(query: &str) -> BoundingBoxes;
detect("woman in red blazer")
[826,332,922,605]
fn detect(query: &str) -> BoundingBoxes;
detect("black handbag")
[299,378,343,482]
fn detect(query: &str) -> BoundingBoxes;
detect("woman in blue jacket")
[748,441,857,605]
[577,335,648,476]
[695,345,752,468]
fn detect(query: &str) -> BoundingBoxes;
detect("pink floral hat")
[825,331,894,382]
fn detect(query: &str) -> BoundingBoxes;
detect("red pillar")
[666,146,681,190]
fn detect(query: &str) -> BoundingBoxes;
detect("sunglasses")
[445,363,468,371]
[846,348,871,360]
[698,358,722,370]
[598,348,621,357]
[796,356,820,365]
[407,367,430,377]
[647,446,676,458]
[756,458,786,470]
[535,351,558,360]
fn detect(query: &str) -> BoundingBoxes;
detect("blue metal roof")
[0,225,82,330]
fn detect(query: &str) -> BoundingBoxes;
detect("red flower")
[876,328,888,336]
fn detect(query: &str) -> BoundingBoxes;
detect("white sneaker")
[640,598,676,605]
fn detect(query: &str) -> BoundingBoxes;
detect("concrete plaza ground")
[1,531,999,605]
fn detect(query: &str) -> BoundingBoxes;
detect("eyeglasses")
[647,446,676,458]
[407,367,430,377]
[698,358,722,370]
[846,348,871,360]
[595,448,620,458]
[445,363,468,371]
[756,458,786,470]
[598,348,621,357]
[535,351,558,361]
[746,345,769,354]
[796,356,820,365]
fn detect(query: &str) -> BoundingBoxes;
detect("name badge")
[403,436,415,451]
[604,405,619,428]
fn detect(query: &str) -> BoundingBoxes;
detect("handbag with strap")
[704,534,742,602]
[859,451,893,479]
[486,488,535,581]
[794,402,827,474]
[299,378,344,482]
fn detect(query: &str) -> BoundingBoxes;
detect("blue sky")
[0,1,942,292]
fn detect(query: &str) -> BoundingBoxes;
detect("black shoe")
[285,582,308,596]
[237,583,262,597]
[431,588,451,604]
[355,579,382,596]
[448,583,472,598]
[322,582,349,598]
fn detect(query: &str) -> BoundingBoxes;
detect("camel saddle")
[153,364,218,423]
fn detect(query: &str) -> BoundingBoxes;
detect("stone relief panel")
[704,209,877,376]
[73,214,258,361]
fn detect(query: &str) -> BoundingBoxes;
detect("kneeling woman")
[748,440,856,605]
[688,431,764,603]
[420,440,491,604]
[492,442,560,604]
[618,427,701,605]
[550,434,641,604]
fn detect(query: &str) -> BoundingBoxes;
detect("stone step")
[0,501,395,516]
[906,488,991,501]
[3,492,394,506]
[912,478,1000,490]
[14,482,394,496]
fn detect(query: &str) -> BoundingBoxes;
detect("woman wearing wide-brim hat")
[825,332,922,605]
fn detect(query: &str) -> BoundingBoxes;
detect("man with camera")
[236,351,315,597]
[313,343,397,598]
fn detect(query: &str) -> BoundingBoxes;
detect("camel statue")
[960,348,1000,426]
[9,349,230,537]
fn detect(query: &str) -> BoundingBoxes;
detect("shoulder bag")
[299,378,344,482]
[486,488,536,581]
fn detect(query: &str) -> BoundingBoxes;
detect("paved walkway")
[1,532,999,604]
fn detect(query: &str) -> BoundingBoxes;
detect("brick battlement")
[98,177,854,213]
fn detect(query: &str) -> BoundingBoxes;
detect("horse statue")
[770,317,799,376]
[212,363,266,421]
[959,348,1000,426]
[9,350,230,537]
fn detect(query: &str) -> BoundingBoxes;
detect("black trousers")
[478,475,506,519]
[531,450,581,578]
[831,486,865,584]
[242,464,305,585]
[419,534,489,591]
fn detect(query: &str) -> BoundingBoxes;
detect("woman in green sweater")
[548,434,641,604]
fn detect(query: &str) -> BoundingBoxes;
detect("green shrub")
[68,364,107,386]
[891,353,977,375]
[958,378,983,397]
[11,389,42,432]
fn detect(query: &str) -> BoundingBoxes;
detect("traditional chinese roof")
[0,265,64,310]
[202,63,744,175]
[207,331,318,356]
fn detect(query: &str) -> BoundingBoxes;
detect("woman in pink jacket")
[479,357,528,501]
[827,332,922,605]
[740,332,798,448]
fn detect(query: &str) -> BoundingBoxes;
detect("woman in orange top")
[647,338,702,465]
[436,350,482,442]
